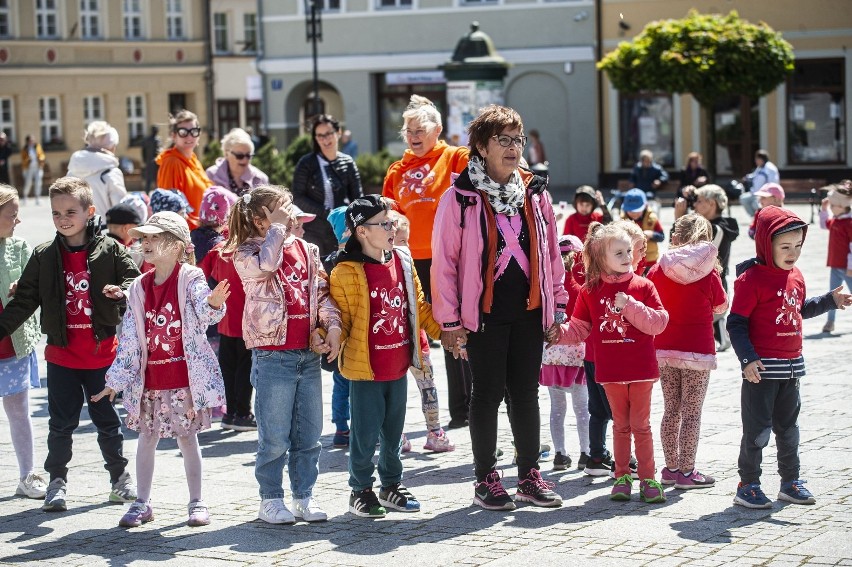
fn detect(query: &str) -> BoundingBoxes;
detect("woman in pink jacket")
[431,105,568,512]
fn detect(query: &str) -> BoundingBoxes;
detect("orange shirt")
[383,140,469,259]
[156,146,210,228]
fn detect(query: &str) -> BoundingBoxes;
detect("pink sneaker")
[423,429,455,452]
[187,500,210,526]
[401,433,412,453]
[675,469,715,490]
[660,467,679,485]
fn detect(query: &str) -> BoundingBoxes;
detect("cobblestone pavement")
[1,202,850,566]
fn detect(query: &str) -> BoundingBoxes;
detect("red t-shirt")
[260,240,311,350]
[0,302,15,359]
[142,267,190,390]
[571,274,662,383]
[44,248,117,369]
[826,216,852,269]
[563,211,603,241]
[364,254,411,381]
[731,264,806,360]
[202,243,246,338]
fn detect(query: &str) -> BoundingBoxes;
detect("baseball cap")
[345,194,389,233]
[327,206,349,244]
[128,211,191,246]
[558,234,583,254]
[621,188,648,213]
[291,204,316,223]
[105,202,142,225]
[754,183,785,200]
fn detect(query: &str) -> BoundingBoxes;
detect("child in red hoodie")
[818,182,852,333]
[727,206,852,509]
[562,186,612,241]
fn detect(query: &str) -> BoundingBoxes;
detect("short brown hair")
[49,177,94,209]
[467,105,523,160]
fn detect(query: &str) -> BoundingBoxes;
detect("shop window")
[787,59,845,164]
[619,93,673,168]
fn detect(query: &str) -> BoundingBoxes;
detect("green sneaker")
[610,473,633,501]
[640,479,666,503]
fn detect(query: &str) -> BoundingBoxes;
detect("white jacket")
[67,148,127,216]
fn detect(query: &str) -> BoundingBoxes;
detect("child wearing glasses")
[156,110,209,229]
[329,195,442,518]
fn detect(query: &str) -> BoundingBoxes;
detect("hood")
[67,148,119,178]
[736,205,807,275]
[713,215,740,239]
[155,146,193,167]
[659,241,718,285]
[399,140,450,168]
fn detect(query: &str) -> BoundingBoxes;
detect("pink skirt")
[126,387,212,439]
[539,365,586,388]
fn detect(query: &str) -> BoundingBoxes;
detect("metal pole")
[311,2,320,117]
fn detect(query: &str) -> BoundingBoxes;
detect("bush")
[201,140,221,170]
[356,149,399,191]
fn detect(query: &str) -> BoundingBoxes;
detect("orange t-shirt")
[383,140,469,260]
[156,146,211,229]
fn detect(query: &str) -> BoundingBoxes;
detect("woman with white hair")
[66,121,127,217]
[205,128,269,196]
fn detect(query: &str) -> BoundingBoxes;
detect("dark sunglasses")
[175,127,201,138]
[230,151,254,160]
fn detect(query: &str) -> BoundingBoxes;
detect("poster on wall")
[446,80,504,147]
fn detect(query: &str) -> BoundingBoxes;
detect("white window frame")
[318,0,341,11]
[0,0,13,38]
[36,0,59,39]
[0,97,16,143]
[376,0,412,8]
[80,0,101,39]
[213,12,228,53]
[83,95,104,126]
[166,0,185,40]
[39,96,62,145]
[459,0,498,4]
[242,12,257,53]
[126,94,146,144]
[123,0,144,40]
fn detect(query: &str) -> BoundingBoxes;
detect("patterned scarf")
[467,156,525,216]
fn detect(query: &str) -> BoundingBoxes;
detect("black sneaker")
[231,414,258,432]
[516,469,563,507]
[610,456,640,480]
[447,417,469,430]
[378,483,420,512]
[552,452,572,471]
[349,488,387,518]
[578,452,590,470]
[584,456,612,477]
[473,470,516,511]
[221,414,235,431]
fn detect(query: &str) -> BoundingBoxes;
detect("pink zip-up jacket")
[233,223,341,349]
[431,168,568,332]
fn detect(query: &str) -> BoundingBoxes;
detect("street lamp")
[304,0,323,118]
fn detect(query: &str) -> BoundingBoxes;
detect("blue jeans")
[348,377,407,491]
[331,370,350,431]
[740,192,759,217]
[251,349,322,500]
[826,268,852,323]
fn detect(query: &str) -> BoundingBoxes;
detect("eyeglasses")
[404,129,428,138]
[315,130,338,140]
[491,134,527,148]
[230,151,254,160]
[361,220,398,231]
[175,127,201,138]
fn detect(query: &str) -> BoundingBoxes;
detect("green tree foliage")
[598,10,795,107]
[356,149,399,191]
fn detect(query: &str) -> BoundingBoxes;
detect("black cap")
[345,194,388,233]
[105,202,142,225]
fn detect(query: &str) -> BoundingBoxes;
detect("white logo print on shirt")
[371,282,408,335]
[599,297,629,340]
[146,302,182,355]
[775,288,801,328]
[282,259,309,308]
[65,270,92,317]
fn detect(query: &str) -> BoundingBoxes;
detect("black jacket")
[291,152,362,217]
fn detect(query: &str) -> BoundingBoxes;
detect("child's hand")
[208,280,231,309]
[324,328,342,362]
[595,190,606,206]
[831,285,852,309]
[614,292,629,310]
[91,386,117,403]
[454,336,469,361]
[743,360,765,383]
[544,322,560,346]
[102,284,125,300]
[8,280,17,298]
[310,328,330,354]
[441,329,468,359]
[263,197,294,228]
[821,197,830,211]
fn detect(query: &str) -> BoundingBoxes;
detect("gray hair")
[84,121,119,150]
[399,95,442,138]
[695,184,728,213]
[221,128,255,154]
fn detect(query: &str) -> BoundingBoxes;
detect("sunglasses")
[230,151,254,160]
[175,127,201,138]
[361,220,398,231]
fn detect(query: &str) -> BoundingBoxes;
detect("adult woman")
[20,135,45,205]
[432,105,568,510]
[291,115,362,256]
[677,152,708,200]
[156,110,210,228]
[67,121,127,217]
[206,128,268,196]
[383,95,472,428]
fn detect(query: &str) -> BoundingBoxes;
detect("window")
[459,0,497,4]
[127,94,146,146]
[39,96,62,146]
[246,101,262,135]
[123,0,143,39]
[375,73,447,154]
[242,13,257,53]
[166,0,184,40]
[168,93,187,115]
[83,95,104,125]
[0,97,15,143]
[217,100,240,138]
[0,0,11,38]
[377,0,411,7]
[787,59,846,164]
[36,0,59,39]
[317,0,340,10]
[80,0,100,39]
[619,93,674,168]
[213,13,228,53]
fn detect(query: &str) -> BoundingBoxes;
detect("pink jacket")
[233,224,341,349]
[431,170,568,332]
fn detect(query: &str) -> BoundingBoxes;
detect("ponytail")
[222,185,292,253]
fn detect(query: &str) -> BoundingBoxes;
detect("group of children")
[0,172,850,527]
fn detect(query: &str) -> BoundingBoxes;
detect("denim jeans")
[584,360,612,460]
[740,192,759,217]
[251,348,323,500]
[826,268,852,323]
[331,369,350,431]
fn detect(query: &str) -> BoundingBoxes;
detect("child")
[562,185,612,241]
[290,205,317,239]
[0,184,46,499]
[150,188,192,218]
[748,183,786,239]
[556,223,669,503]
[620,188,664,271]
[818,182,852,333]
[329,195,442,518]
[647,213,727,489]
[0,177,140,511]
[91,211,229,527]
[192,186,237,261]
[105,202,142,247]
[228,185,342,525]
[390,210,454,453]
[727,206,852,508]
[541,234,589,470]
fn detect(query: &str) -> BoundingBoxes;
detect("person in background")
[677,152,708,201]
[740,149,780,218]
[819,182,852,334]
[206,128,269,197]
[620,188,664,271]
[340,130,358,158]
[141,126,161,194]
[289,205,316,239]
[20,135,46,206]
[192,186,238,262]
[120,192,150,224]
[562,185,612,241]
[526,129,547,168]
[747,183,786,239]
[67,121,127,218]
[156,110,209,229]
[150,188,193,218]
[629,149,668,197]
[105,203,144,268]
[0,132,12,185]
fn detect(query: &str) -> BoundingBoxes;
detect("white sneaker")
[16,472,47,499]
[291,497,328,523]
[258,498,295,524]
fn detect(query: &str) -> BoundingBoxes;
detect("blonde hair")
[221,128,254,154]
[0,183,18,211]
[671,213,712,247]
[49,177,94,209]
[612,218,645,245]
[694,184,727,214]
[223,185,292,253]
[169,109,198,131]
[159,231,196,266]
[84,120,119,150]
[583,222,632,291]
[400,95,442,138]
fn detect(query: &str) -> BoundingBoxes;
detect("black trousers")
[585,360,612,460]
[219,334,254,417]
[466,310,544,481]
[44,363,127,483]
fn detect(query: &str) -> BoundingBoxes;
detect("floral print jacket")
[106,264,226,426]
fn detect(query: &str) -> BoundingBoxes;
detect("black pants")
[738,377,801,484]
[413,257,472,423]
[585,360,612,460]
[44,363,127,483]
[466,311,544,481]
[219,334,254,417]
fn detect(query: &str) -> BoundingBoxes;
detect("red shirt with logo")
[260,240,311,351]
[142,266,190,390]
[364,254,411,381]
[45,248,117,369]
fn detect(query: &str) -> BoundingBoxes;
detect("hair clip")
[242,193,251,205]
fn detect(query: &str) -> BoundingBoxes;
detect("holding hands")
[312,328,342,362]
[91,386,117,403]
[102,284,125,300]
[441,328,469,361]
